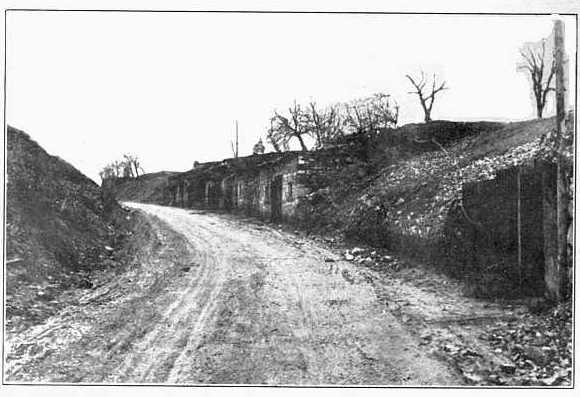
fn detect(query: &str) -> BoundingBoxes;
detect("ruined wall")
[233,174,261,216]
[275,156,308,221]
[292,146,370,230]
[230,156,306,222]
[167,166,226,210]
[164,138,368,225]
[165,153,313,223]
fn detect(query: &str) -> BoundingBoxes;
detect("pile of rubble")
[481,303,573,386]
[341,247,403,272]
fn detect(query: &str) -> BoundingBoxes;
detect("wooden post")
[235,121,239,158]
[554,20,570,299]
[231,120,240,158]
[544,19,570,301]
[517,168,523,294]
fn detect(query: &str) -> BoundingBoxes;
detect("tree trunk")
[296,134,308,151]
[420,99,431,123]
[537,103,544,119]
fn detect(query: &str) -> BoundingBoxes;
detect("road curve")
[4,203,459,385]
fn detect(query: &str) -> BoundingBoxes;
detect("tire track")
[112,207,227,382]
[6,202,461,385]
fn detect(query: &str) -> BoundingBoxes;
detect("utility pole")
[554,19,570,299]
[236,120,239,158]
[517,168,523,295]
[544,19,571,301]
[231,120,239,158]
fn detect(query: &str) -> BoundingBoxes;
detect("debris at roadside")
[341,247,402,272]
[482,302,572,386]
[331,242,573,387]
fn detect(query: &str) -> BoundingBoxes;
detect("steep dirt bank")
[5,125,129,330]
[4,206,193,382]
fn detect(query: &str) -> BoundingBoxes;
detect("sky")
[5,12,577,183]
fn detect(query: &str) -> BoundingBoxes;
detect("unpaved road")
[5,203,462,385]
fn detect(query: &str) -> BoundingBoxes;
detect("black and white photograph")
[1,0,578,393]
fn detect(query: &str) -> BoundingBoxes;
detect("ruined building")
[166,145,362,223]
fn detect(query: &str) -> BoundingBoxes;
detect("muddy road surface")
[5,203,461,385]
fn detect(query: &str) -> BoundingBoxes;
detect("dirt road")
[5,203,462,385]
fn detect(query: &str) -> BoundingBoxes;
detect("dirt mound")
[106,171,177,204]
[5,125,127,329]
[374,120,505,152]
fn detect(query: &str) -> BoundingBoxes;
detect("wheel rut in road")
[120,203,459,385]
[4,202,460,385]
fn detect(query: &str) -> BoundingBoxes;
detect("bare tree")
[272,101,310,151]
[112,160,123,178]
[406,72,447,123]
[343,93,399,134]
[265,94,397,151]
[518,39,555,119]
[123,154,144,178]
[122,162,133,178]
[100,156,143,182]
[266,119,283,153]
[99,164,116,182]
[343,101,368,135]
[368,93,400,129]
[306,102,344,149]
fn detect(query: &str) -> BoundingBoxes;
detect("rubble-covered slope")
[345,117,558,246]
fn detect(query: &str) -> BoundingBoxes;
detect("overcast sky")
[6,12,577,183]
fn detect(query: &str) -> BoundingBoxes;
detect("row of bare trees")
[266,93,401,152]
[99,154,144,182]
[261,41,555,154]
[261,70,454,153]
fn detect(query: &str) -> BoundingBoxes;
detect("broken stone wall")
[236,156,305,222]
[230,174,261,216]
[293,145,370,230]
[165,143,369,224]
[168,153,308,223]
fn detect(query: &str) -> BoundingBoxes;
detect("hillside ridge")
[6,125,127,329]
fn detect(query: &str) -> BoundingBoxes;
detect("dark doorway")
[224,178,233,210]
[271,175,283,222]
[207,182,219,209]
